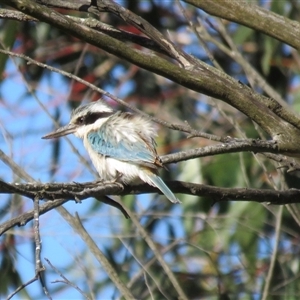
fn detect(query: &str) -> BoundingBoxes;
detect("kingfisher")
[42,100,180,203]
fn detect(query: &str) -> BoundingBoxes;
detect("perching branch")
[2,179,300,206]
[2,179,300,236]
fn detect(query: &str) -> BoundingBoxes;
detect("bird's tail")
[146,173,180,204]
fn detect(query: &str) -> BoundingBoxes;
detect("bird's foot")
[93,179,105,185]
[113,171,124,183]
[94,179,124,191]
[73,181,96,188]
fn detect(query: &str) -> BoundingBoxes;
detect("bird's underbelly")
[84,139,157,186]
[87,149,143,184]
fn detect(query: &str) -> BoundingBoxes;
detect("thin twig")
[92,0,193,69]
[261,206,283,300]
[126,237,184,292]
[6,276,40,300]
[45,258,91,300]
[55,208,135,300]
[125,210,189,300]
[285,204,300,228]
[0,48,223,142]
[0,140,129,298]
[119,238,172,300]
[176,0,223,71]
[0,9,170,56]
[33,196,49,298]
[34,196,43,274]
[144,273,155,300]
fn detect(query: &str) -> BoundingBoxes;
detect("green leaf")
[232,26,254,45]
[0,20,19,82]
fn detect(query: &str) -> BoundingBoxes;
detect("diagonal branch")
[184,0,300,50]
[92,0,192,69]
[0,8,170,57]
[37,0,193,68]
[55,208,135,300]
[0,48,222,142]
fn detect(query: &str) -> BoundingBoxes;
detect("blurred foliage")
[1,0,300,299]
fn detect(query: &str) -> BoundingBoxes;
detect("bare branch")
[0,7,37,21]
[92,0,192,69]
[262,206,283,300]
[126,210,189,300]
[0,9,170,57]
[6,276,46,300]
[33,196,48,298]
[45,258,91,300]
[37,0,193,68]
[2,180,300,216]
[184,0,300,50]
[0,48,224,142]
[55,208,135,300]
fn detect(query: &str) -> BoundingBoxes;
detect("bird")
[42,100,180,203]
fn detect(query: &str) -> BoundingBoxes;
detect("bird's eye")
[77,117,84,124]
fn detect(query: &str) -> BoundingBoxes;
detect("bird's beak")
[42,123,77,139]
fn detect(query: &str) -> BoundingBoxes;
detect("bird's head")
[42,100,114,140]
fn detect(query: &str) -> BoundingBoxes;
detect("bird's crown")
[70,100,114,126]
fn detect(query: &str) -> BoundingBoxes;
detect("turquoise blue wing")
[87,129,157,166]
